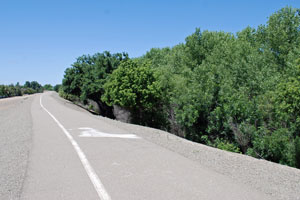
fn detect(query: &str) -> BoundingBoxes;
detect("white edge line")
[40,95,111,200]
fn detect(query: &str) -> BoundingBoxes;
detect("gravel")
[96,112,300,200]
[0,96,34,200]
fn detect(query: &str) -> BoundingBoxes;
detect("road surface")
[1,92,300,200]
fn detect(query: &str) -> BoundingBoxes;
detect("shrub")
[214,138,241,153]
[252,128,293,165]
[102,60,167,128]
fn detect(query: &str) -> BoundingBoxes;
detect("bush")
[43,84,53,91]
[22,88,35,95]
[53,84,61,92]
[59,88,78,102]
[252,128,293,165]
[214,138,241,153]
[58,7,300,169]
[102,60,167,128]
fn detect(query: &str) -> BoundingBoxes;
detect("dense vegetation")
[61,7,300,168]
[0,81,43,98]
[42,84,61,92]
[60,51,128,117]
[43,84,53,91]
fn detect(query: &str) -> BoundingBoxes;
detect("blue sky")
[0,0,299,85]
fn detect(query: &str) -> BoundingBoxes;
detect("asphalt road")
[0,95,33,200]
[1,92,299,200]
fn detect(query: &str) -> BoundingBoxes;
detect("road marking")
[79,127,139,139]
[40,95,111,200]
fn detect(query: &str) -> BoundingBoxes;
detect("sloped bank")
[58,90,115,118]
[54,91,300,200]
[96,113,300,200]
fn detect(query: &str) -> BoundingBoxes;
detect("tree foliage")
[60,6,300,168]
[102,60,167,128]
[61,51,128,117]
[0,81,43,98]
[43,84,53,91]
[53,84,61,92]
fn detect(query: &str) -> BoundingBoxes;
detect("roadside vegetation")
[43,84,61,92]
[0,82,62,98]
[0,81,44,98]
[60,7,300,168]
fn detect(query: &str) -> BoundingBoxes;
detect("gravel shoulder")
[52,92,300,200]
[0,95,35,200]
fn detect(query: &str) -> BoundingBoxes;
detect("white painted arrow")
[78,127,139,139]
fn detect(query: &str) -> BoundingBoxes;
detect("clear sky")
[0,0,299,85]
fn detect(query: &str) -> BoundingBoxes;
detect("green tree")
[102,60,166,128]
[58,6,300,168]
[43,84,53,91]
[53,84,61,92]
[61,51,128,117]
[24,81,43,93]
[251,128,294,165]
[265,7,300,67]
[62,51,128,101]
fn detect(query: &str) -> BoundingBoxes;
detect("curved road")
[1,92,299,199]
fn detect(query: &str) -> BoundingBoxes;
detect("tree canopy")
[102,60,167,128]
[60,6,300,168]
[0,81,43,98]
